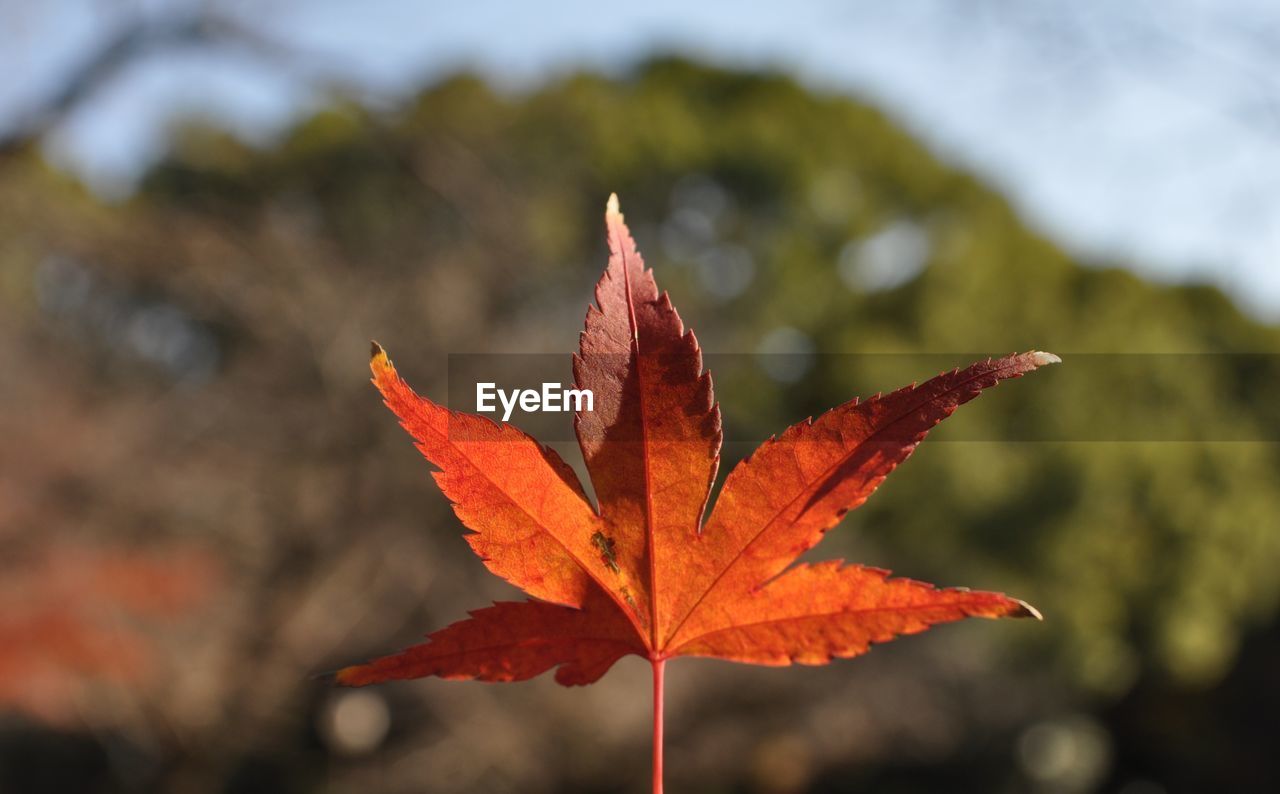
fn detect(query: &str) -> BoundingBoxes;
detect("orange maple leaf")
[334,195,1057,791]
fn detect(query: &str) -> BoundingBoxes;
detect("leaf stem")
[652,658,666,794]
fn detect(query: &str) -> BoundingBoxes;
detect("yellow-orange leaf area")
[335,195,1054,688]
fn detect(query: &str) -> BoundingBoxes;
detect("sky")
[4,0,1279,319]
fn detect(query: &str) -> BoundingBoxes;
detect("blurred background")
[2,1,1279,792]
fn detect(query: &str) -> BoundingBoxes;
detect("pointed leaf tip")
[1012,599,1043,620]
[330,665,371,686]
[606,192,621,217]
[310,668,341,684]
[1030,351,1061,366]
[369,341,393,380]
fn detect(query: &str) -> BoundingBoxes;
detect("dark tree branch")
[0,6,377,161]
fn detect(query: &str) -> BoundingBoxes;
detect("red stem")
[652,658,666,794]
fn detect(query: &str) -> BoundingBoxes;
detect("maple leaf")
[334,194,1057,791]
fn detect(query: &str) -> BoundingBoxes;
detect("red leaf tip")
[1030,351,1061,366]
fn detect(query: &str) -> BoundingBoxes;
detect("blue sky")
[5,0,1279,319]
